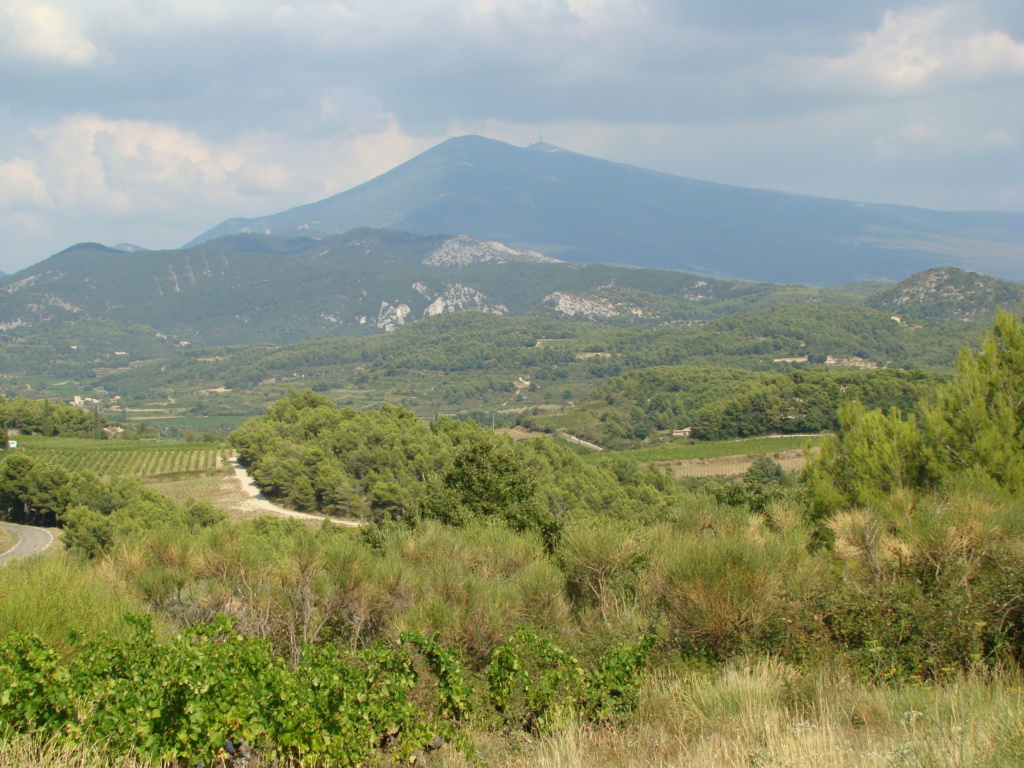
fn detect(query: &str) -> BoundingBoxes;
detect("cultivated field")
[614,434,824,463]
[15,437,231,477]
[5,437,357,529]
[657,448,812,478]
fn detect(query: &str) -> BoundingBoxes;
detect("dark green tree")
[39,400,54,437]
[423,434,560,545]
[744,456,784,485]
[922,308,1024,492]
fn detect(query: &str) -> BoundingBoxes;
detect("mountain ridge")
[1,225,1019,372]
[185,135,1024,285]
[0,228,875,348]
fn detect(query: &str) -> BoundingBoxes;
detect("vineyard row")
[21,448,233,476]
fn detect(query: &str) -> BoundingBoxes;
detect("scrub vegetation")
[1,310,1024,766]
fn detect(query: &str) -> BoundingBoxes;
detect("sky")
[1,0,1023,274]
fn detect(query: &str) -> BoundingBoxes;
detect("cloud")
[0,1,99,65]
[0,158,50,208]
[8,112,405,216]
[21,114,233,216]
[0,110,438,269]
[819,5,1024,93]
[0,0,1022,273]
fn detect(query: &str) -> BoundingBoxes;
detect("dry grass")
[140,466,265,521]
[0,526,15,553]
[439,662,1024,768]
[660,452,809,479]
[0,737,155,768]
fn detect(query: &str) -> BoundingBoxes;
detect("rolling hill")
[866,267,1024,324]
[188,135,1024,285]
[0,228,868,349]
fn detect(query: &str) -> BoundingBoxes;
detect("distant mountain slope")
[866,267,1024,324]
[187,135,1024,285]
[1,228,838,348]
[2,226,1017,368]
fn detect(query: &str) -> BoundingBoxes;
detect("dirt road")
[229,458,361,527]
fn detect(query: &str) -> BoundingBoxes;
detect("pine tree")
[39,399,54,437]
[804,402,926,517]
[804,307,1024,515]
[922,308,1024,492]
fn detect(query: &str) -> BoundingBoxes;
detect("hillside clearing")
[655,448,812,478]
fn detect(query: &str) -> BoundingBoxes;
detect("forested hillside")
[72,304,984,446]
[96,304,980,398]
[867,266,1024,324]
[229,391,680,532]
[526,366,943,447]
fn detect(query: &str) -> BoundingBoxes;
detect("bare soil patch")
[657,448,811,478]
[142,460,360,528]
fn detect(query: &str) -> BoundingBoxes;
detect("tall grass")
[438,663,1024,768]
[0,526,15,553]
[0,553,150,657]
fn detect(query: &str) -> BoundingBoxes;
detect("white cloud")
[463,0,634,23]
[0,0,1022,273]
[23,115,230,215]
[0,1,99,65]
[0,111,438,269]
[820,5,1024,93]
[10,113,416,217]
[0,158,50,208]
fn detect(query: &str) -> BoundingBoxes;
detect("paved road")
[0,522,55,564]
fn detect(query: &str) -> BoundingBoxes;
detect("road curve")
[0,522,55,564]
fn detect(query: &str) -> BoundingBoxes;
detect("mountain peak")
[526,140,564,153]
[60,242,122,255]
[183,135,1024,284]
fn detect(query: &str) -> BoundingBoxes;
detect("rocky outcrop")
[866,266,1024,324]
[423,283,508,317]
[370,301,413,331]
[423,235,560,267]
[542,292,618,319]
[681,280,714,301]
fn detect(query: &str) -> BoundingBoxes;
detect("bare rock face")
[542,291,618,319]
[423,283,508,317]
[423,235,560,267]
[411,282,434,298]
[373,301,413,331]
